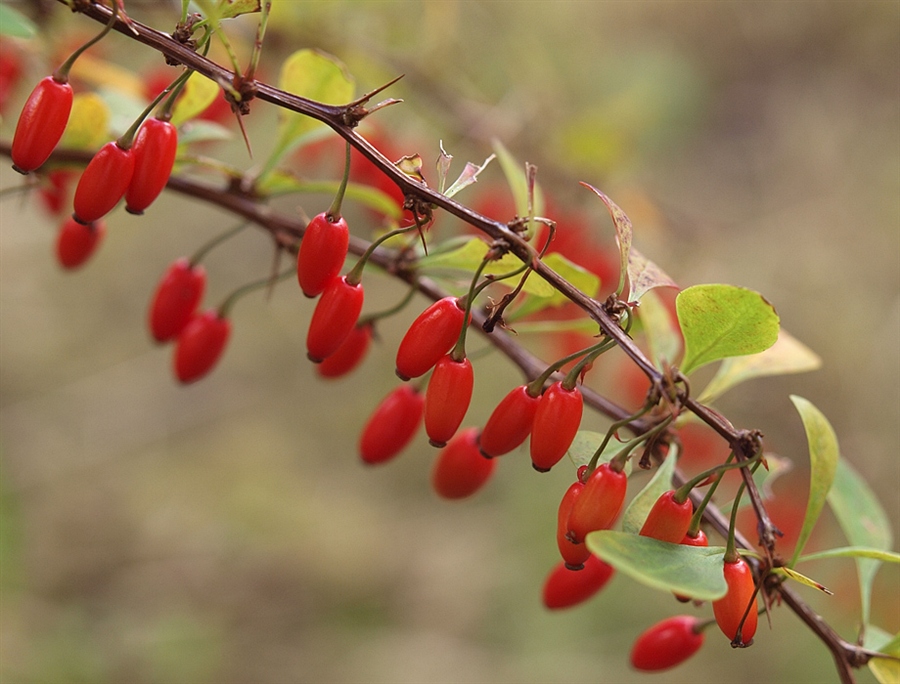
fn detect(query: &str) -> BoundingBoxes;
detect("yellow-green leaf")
[217,0,261,19]
[867,630,900,684]
[789,396,839,567]
[677,284,780,375]
[627,245,678,302]
[581,182,630,296]
[699,329,821,403]
[798,547,900,564]
[171,74,221,127]
[637,287,681,369]
[0,4,36,38]
[537,252,600,306]
[60,93,110,150]
[771,566,833,595]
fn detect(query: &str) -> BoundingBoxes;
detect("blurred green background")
[1,1,898,682]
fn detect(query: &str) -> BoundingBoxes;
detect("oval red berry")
[712,556,758,644]
[478,384,540,457]
[358,384,424,465]
[73,141,135,223]
[566,462,628,544]
[306,276,364,363]
[395,297,466,380]
[431,427,495,499]
[125,117,178,214]
[557,480,591,570]
[639,490,693,544]
[630,615,705,671]
[530,382,583,472]
[424,355,474,448]
[297,212,350,298]
[148,258,207,343]
[11,76,73,174]
[55,216,105,269]
[542,555,615,610]
[173,310,231,384]
[316,322,372,379]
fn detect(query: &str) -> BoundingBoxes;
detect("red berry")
[542,555,615,610]
[530,382,583,472]
[148,258,207,343]
[316,322,372,379]
[38,168,76,216]
[55,216,105,269]
[125,117,178,214]
[0,47,23,114]
[639,490,694,544]
[11,76,73,174]
[431,427,496,499]
[73,141,135,223]
[712,556,758,644]
[566,462,628,544]
[630,615,705,671]
[557,481,591,570]
[424,354,474,448]
[478,384,540,457]
[173,310,231,384]
[395,297,466,380]
[358,384,424,465]
[306,276,364,363]
[297,212,350,298]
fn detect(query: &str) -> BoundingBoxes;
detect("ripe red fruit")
[630,615,706,671]
[358,384,424,465]
[542,555,615,610]
[11,76,73,174]
[148,258,207,343]
[0,47,23,114]
[566,462,628,544]
[431,427,496,499]
[316,322,372,379]
[306,276,364,363]
[38,168,76,216]
[125,117,178,214]
[297,212,350,298]
[530,382,583,472]
[72,141,135,223]
[55,216,105,269]
[173,310,231,383]
[395,297,467,380]
[639,490,694,544]
[712,556,759,644]
[478,384,540,457]
[557,481,591,570]
[424,355,474,448]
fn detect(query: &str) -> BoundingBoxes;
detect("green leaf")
[621,447,677,534]
[538,252,600,306]
[789,396,840,567]
[444,154,496,199]
[771,566,833,595]
[698,329,822,403]
[491,140,544,234]
[676,284,780,375]
[586,531,728,600]
[580,182,630,296]
[567,431,633,473]
[867,630,900,684]
[798,547,900,564]
[170,74,221,127]
[265,49,354,177]
[0,4,36,38]
[636,288,681,369]
[627,245,678,302]
[828,456,893,626]
[217,0,261,19]
[255,172,402,218]
[60,93,110,150]
[176,119,233,146]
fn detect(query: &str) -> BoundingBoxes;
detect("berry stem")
[326,142,352,221]
[345,223,418,285]
[217,266,294,318]
[189,221,249,267]
[52,1,120,83]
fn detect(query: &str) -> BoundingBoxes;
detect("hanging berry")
[395,296,467,381]
[173,310,231,384]
[55,216,105,270]
[530,381,583,472]
[431,427,496,499]
[712,555,758,644]
[542,555,615,610]
[557,480,592,570]
[306,275,364,363]
[316,322,372,379]
[424,354,474,448]
[72,140,135,224]
[630,616,706,671]
[639,490,694,544]
[125,116,178,215]
[358,384,424,465]
[478,384,541,457]
[297,212,350,298]
[566,462,628,544]
[10,76,73,174]
[148,258,207,343]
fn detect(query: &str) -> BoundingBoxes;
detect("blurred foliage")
[0,1,898,682]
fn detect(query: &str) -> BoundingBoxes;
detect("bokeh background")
[1,1,898,682]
